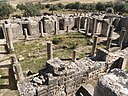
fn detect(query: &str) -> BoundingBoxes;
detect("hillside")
[8,0,121,6]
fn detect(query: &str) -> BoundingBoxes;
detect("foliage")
[0,3,15,19]
[57,3,65,9]
[65,3,74,9]
[105,1,114,8]
[16,3,26,10]
[65,2,82,10]
[67,42,78,49]
[16,3,41,17]
[45,4,51,8]
[89,4,96,11]
[114,2,126,12]
[52,37,62,44]
[73,2,82,10]
[37,2,45,9]
[81,3,95,11]
[96,2,106,11]
[49,5,60,13]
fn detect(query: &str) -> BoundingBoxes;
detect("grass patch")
[14,32,92,76]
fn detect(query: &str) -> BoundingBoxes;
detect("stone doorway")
[22,24,31,35]
[59,19,64,30]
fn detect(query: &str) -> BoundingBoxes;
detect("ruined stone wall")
[17,57,106,96]
[12,23,23,40]
[94,69,128,96]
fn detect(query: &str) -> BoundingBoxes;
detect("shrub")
[16,3,41,17]
[96,2,106,11]
[52,37,62,44]
[0,3,15,19]
[67,42,78,49]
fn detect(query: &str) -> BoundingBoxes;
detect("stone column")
[77,17,81,32]
[85,18,90,36]
[66,26,69,34]
[72,50,77,62]
[6,27,14,52]
[47,42,53,60]
[54,21,57,35]
[11,55,24,81]
[91,35,98,56]
[28,23,32,35]
[91,18,97,37]
[2,23,7,39]
[40,21,44,37]
[118,27,126,48]
[101,20,110,37]
[106,26,114,51]
[24,28,29,40]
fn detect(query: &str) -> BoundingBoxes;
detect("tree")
[16,3,41,17]
[114,2,126,12]
[45,4,51,8]
[96,2,106,11]
[72,2,82,11]
[105,1,114,8]
[16,3,26,10]
[37,2,45,9]
[0,3,15,19]
[57,3,64,9]
[49,5,60,14]
[65,3,74,9]
[81,4,92,11]
[89,4,96,11]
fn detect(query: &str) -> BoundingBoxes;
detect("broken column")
[28,23,32,35]
[40,21,44,37]
[91,35,98,56]
[54,21,57,35]
[47,42,53,60]
[106,25,114,51]
[6,26,14,52]
[24,28,29,40]
[77,17,81,32]
[11,55,24,81]
[85,18,90,36]
[72,50,77,62]
[118,27,126,48]
[91,18,97,37]
[66,26,69,34]
[101,20,110,37]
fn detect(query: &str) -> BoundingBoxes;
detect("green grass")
[14,32,92,76]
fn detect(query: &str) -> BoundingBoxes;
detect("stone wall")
[17,57,106,96]
[94,68,128,96]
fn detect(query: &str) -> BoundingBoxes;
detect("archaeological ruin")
[0,9,128,96]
